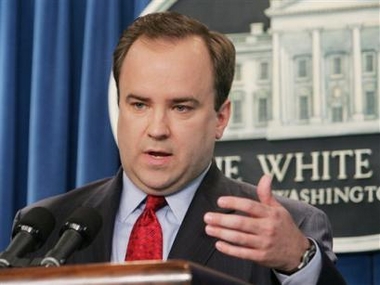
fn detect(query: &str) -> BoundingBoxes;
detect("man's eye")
[132,102,146,110]
[174,105,192,112]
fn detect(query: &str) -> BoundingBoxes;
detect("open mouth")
[148,151,171,158]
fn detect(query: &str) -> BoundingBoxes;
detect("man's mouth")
[147,151,172,158]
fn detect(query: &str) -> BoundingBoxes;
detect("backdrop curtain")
[0,0,150,249]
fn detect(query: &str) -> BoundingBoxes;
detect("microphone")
[0,207,56,268]
[40,207,102,267]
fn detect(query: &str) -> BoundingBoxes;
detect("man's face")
[117,36,230,195]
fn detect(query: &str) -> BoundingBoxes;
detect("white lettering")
[256,148,375,183]
[299,189,310,203]
[350,186,364,203]
[215,156,242,180]
[294,152,320,182]
[273,185,380,205]
[331,150,354,180]
[364,186,377,202]
[354,149,373,179]
[257,154,293,182]
[325,187,333,205]
[321,151,331,180]
[310,188,325,205]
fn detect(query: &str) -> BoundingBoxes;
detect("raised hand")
[204,175,310,272]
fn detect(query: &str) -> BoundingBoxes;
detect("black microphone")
[40,207,102,267]
[0,207,56,268]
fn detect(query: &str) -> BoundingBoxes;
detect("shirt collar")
[117,163,211,223]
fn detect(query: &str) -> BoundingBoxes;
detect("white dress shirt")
[111,167,207,262]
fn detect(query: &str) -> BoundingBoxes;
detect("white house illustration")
[108,0,380,143]
[223,0,380,141]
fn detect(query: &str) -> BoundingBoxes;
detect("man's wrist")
[277,238,317,275]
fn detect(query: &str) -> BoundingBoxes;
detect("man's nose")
[147,110,170,140]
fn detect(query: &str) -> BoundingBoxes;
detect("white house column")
[378,52,380,118]
[271,31,281,126]
[352,25,364,120]
[311,28,322,123]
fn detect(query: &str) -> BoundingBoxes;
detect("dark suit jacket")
[15,162,346,285]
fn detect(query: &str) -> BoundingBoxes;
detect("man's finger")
[257,174,278,206]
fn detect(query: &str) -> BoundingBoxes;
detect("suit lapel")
[74,168,124,263]
[168,162,232,265]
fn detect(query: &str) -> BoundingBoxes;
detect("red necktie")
[125,195,166,261]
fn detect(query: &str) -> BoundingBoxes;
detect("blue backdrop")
[0,0,148,247]
[0,1,378,284]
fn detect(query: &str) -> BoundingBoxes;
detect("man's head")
[113,11,235,111]
[114,12,235,195]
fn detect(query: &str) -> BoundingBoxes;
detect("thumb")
[257,174,278,206]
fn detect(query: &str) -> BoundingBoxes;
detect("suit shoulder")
[22,175,117,214]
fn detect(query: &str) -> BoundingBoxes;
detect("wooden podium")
[0,260,251,284]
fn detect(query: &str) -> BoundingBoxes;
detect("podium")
[0,260,251,284]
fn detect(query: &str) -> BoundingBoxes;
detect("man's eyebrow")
[125,94,150,102]
[125,94,200,106]
[171,97,200,106]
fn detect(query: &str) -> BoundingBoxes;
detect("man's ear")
[215,100,231,140]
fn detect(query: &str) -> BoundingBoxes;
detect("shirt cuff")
[273,239,322,285]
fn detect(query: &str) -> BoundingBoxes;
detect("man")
[14,12,346,284]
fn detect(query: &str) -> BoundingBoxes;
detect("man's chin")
[141,180,183,196]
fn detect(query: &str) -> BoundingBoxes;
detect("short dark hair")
[113,11,235,110]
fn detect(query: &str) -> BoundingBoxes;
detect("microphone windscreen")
[13,207,56,243]
[61,207,102,249]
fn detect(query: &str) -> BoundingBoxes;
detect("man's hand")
[204,175,310,272]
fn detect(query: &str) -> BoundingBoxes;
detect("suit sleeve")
[298,206,347,285]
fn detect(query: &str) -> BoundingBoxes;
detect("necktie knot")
[145,195,166,211]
